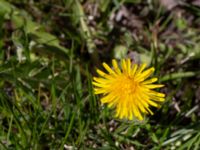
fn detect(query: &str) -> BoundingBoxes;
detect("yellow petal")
[100,94,116,103]
[136,63,147,75]
[126,59,131,75]
[148,90,165,97]
[131,64,138,76]
[93,77,109,84]
[148,100,159,107]
[121,59,127,73]
[112,59,121,74]
[103,62,116,75]
[96,69,107,77]
[142,78,158,84]
[143,84,164,89]
[149,96,165,102]
[92,81,108,88]
[94,88,108,94]
[135,67,155,82]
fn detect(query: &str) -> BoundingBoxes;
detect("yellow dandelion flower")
[92,59,165,121]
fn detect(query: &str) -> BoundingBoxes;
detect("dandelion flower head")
[92,59,165,120]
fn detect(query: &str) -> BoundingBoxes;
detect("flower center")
[119,76,139,95]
